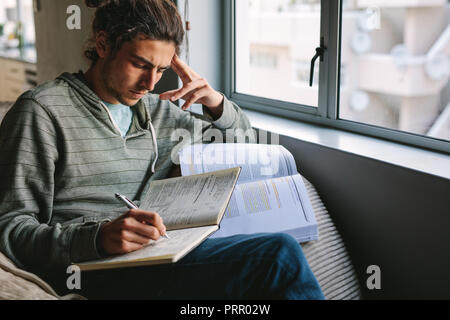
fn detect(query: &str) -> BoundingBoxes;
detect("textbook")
[178,143,318,243]
[77,167,241,271]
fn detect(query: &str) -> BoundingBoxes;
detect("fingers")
[159,88,179,100]
[162,78,207,101]
[119,214,163,242]
[173,54,200,78]
[116,229,154,245]
[171,54,199,81]
[181,85,210,110]
[98,210,169,255]
[126,209,167,237]
[97,220,147,255]
[171,54,202,84]
[160,79,212,110]
[164,55,220,110]
[109,239,144,254]
[171,55,193,83]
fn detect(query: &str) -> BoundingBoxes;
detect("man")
[0,0,324,299]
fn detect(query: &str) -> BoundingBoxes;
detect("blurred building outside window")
[235,0,450,142]
[0,0,35,54]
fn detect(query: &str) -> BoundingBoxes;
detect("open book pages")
[211,174,317,242]
[179,143,298,183]
[140,167,241,229]
[77,225,218,271]
[178,143,318,243]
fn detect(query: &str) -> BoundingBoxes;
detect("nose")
[142,68,159,92]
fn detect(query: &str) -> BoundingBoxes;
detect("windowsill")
[245,109,450,180]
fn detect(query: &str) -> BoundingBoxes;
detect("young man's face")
[100,35,176,106]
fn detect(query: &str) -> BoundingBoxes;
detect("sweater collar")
[56,71,152,131]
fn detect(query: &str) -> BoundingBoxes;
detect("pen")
[115,193,170,239]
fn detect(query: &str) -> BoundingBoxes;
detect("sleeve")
[157,94,257,165]
[175,94,257,144]
[0,97,104,273]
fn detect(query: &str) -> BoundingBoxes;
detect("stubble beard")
[101,58,135,106]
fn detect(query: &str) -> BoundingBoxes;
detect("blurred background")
[236,0,450,141]
[0,0,36,118]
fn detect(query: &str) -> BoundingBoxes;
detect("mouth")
[129,90,147,99]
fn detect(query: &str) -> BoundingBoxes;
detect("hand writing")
[97,209,167,255]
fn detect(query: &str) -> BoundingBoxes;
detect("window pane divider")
[318,0,330,119]
[322,0,340,121]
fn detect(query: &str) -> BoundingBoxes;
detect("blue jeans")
[43,233,324,300]
[57,233,324,299]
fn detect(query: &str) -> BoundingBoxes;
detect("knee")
[265,234,323,299]
[269,233,303,259]
[246,233,305,267]
[228,232,305,266]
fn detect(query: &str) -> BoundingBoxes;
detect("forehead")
[120,36,176,67]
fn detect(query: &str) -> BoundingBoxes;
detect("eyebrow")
[131,54,170,70]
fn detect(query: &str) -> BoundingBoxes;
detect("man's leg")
[76,233,324,300]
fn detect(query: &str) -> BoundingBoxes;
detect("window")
[340,1,450,143]
[226,0,450,153]
[235,0,322,107]
[0,0,35,46]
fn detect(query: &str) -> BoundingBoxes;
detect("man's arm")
[0,98,103,272]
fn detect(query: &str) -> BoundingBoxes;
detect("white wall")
[177,0,223,111]
[33,0,94,84]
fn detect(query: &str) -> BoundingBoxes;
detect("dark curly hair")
[84,0,184,64]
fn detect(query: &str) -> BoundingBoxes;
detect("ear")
[95,31,110,59]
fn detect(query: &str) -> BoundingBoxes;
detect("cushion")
[301,177,362,300]
[0,251,84,300]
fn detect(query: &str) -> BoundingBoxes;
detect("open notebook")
[77,167,241,271]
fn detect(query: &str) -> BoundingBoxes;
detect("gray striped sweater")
[0,72,255,273]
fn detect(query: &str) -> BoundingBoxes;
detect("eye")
[132,62,146,69]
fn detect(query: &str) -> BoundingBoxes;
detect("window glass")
[340,0,450,141]
[235,0,321,107]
